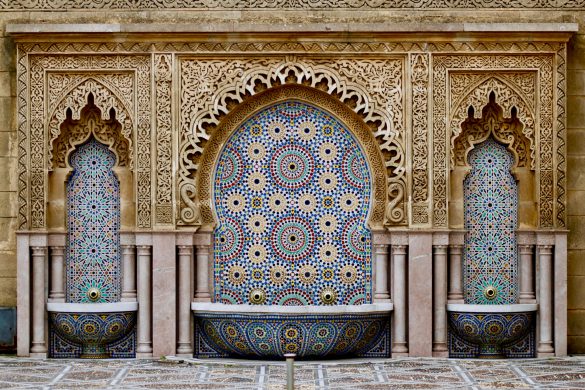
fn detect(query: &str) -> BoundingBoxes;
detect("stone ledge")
[5,22,579,35]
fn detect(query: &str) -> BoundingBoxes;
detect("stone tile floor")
[0,355,585,389]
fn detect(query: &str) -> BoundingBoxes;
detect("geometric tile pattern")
[448,311,536,358]
[463,138,518,304]
[3,356,585,389]
[194,313,390,358]
[66,137,121,303]
[49,312,136,359]
[213,100,372,305]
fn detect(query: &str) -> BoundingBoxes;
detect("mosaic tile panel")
[66,138,121,303]
[194,313,390,358]
[463,138,518,305]
[213,100,372,305]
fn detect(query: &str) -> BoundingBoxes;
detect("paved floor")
[1,355,585,389]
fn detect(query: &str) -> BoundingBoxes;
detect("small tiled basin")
[47,302,137,359]
[192,302,393,359]
[447,303,537,358]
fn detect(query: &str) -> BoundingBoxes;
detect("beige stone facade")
[1,1,585,355]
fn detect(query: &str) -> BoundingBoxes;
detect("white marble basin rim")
[446,303,538,313]
[47,302,138,312]
[191,302,393,314]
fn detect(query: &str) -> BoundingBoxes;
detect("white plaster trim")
[446,303,537,313]
[191,303,393,314]
[47,302,138,312]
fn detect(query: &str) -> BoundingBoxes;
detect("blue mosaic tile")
[194,313,390,358]
[463,138,518,305]
[213,101,372,305]
[66,138,121,303]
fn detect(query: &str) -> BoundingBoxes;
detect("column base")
[193,296,211,302]
[432,342,448,352]
[121,296,138,302]
[447,297,464,303]
[136,352,155,359]
[30,343,47,354]
[29,352,47,358]
[392,342,408,354]
[537,342,554,354]
[176,344,193,355]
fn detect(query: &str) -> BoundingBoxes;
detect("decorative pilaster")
[48,246,65,302]
[121,245,137,301]
[30,246,47,355]
[372,231,391,302]
[177,245,193,355]
[448,245,464,302]
[392,244,408,354]
[537,244,554,355]
[432,245,448,355]
[136,245,152,355]
[519,244,535,302]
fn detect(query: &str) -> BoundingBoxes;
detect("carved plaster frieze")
[178,56,406,227]
[3,0,585,8]
[433,54,559,229]
[18,53,152,230]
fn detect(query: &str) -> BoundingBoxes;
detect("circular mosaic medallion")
[247,142,266,161]
[319,142,337,161]
[342,149,368,189]
[226,193,246,213]
[248,244,267,263]
[318,172,338,191]
[268,122,287,141]
[269,193,288,213]
[298,193,317,213]
[342,217,369,261]
[297,121,316,141]
[218,149,243,189]
[298,264,317,285]
[271,216,315,261]
[217,218,244,261]
[270,145,315,190]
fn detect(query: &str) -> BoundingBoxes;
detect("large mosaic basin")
[47,302,137,359]
[447,303,537,358]
[192,302,393,359]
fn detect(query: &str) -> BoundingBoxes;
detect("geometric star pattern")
[463,138,518,304]
[66,137,121,303]
[213,100,372,305]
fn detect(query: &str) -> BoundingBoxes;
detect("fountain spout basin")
[47,302,137,359]
[447,303,537,358]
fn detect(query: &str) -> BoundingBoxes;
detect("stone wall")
[0,5,584,352]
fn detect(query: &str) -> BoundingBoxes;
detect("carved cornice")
[2,1,585,8]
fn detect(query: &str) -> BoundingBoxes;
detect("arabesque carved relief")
[15,41,567,232]
[179,56,406,227]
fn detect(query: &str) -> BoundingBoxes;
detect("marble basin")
[47,302,137,359]
[447,303,537,358]
[192,302,393,359]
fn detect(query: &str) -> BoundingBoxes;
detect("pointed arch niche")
[47,93,135,231]
[449,91,536,229]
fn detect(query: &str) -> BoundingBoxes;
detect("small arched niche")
[47,94,135,231]
[449,92,536,229]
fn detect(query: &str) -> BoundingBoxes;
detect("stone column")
[432,245,448,355]
[392,244,408,354]
[48,246,65,302]
[448,245,464,302]
[373,242,391,302]
[30,246,47,355]
[537,244,554,355]
[519,244,536,302]
[121,245,137,301]
[194,233,212,302]
[136,245,152,356]
[177,245,193,355]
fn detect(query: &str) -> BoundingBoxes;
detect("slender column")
[121,245,137,301]
[136,245,152,355]
[48,246,65,302]
[374,243,390,301]
[194,244,211,301]
[519,244,536,302]
[432,245,448,354]
[177,245,194,355]
[392,244,408,354]
[448,244,464,302]
[538,244,554,354]
[30,246,47,354]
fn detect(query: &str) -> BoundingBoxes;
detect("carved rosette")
[178,56,406,227]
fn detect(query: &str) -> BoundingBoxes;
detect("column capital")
[518,244,534,254]
[177,245,193,255]
[433,245,449,254]
[31,246,47,256]
[538,244,554,253]
[391,244,407,255]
